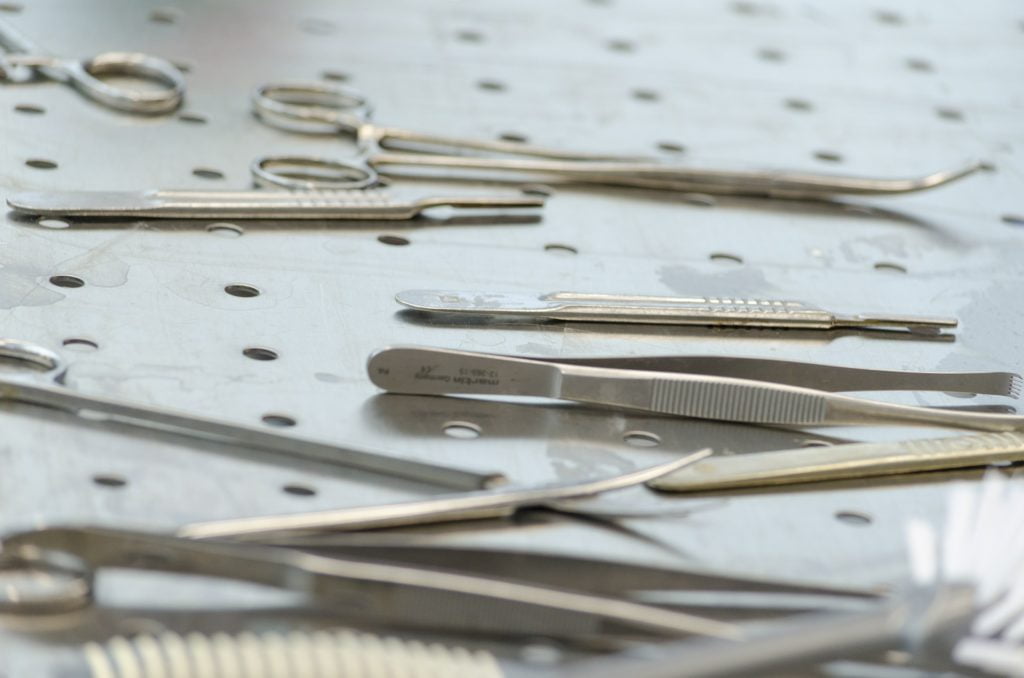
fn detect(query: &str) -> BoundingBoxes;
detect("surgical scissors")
[0,338,501,490]
[250,82,982,198]
[0,18,185,114]
[0,526,740,640]
[178,450,711,540]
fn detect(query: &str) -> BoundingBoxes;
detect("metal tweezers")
[396,290,958,333]
[367,346,1024,432]
[5,188,544,221]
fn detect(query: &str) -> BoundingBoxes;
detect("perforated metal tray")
[1,0,1022,674]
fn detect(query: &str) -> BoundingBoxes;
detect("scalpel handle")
[650,432,1024,492]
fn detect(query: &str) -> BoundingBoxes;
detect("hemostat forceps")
[0,18,185,114]
[0,526,740,640]
[178,450,710,540]
[6,187,544,221]
[367,346,1024,433]
[0,338,500,490]
[250,82,981,198]
[396,290,958,333]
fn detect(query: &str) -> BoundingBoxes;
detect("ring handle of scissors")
[252,82,370,136]
[251,155,379,190]
[0,338,66,379]
[61,52,186,114]
[0,546,93,614]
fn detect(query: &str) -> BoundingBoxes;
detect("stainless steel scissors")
[0,526,740,640]
[178,449,711,540]
[0,338,500,490]
[0,18,185,114]
[250,82,982,198]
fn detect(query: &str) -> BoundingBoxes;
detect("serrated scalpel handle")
[650,432,1024,492]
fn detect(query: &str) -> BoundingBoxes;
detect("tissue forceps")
[0,526,740,640]
[0,18,185,114]
[178,450,711,540]
[396,290,958,333]
[251,83,981,198]
[0,338,501,490]
[367,346,1024,433]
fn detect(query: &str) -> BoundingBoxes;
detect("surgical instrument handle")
[650,432,1024,492]
[0,19,184,114]
[7,188,545,220]
[5,376,498,490]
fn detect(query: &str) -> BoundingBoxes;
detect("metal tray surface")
[0,0,1021,674]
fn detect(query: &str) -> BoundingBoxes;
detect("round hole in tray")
[193,167,225,180]
[874,9,904,25]
[657,141,686,154]
[757,47,785,62]
[709,252,743,265]
[37,217,70,229]
[813,150,843,163]
[321,70,350,82]
[905,57,933,72]
[93,474,127,488]
[681,193,716,208]
[873,261,907,274]
[443,421,482,439]
[179,112,207,124]
[225,283,260,297]
[149,7,181,23]
[835,510,873,526]
[477,79,506,92]
[14,103,44,114]
[544,243,578,255]
[49,275,85,288]
[632,88,660,102]
[26,158,57,170]
[62,338,99,352]
[456,29,484,43]
[283,483,317,497]
[206,222,244,237]
[243,347,279,361]
[378,234,410,246]
[623,431,661,447]
[262,413,297,428]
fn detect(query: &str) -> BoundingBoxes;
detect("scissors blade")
[249,540,879,601]
[7,190,543,220]
[178,450,711,540]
